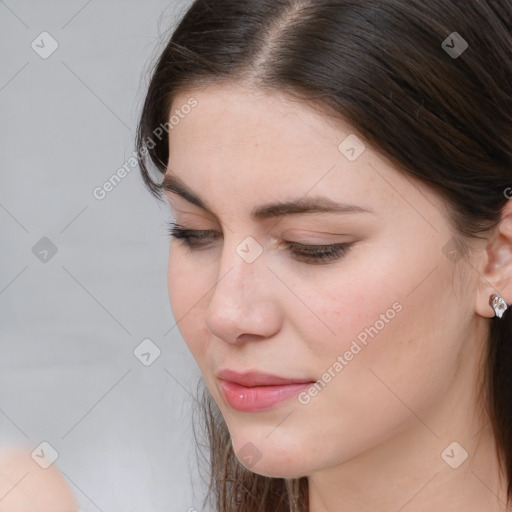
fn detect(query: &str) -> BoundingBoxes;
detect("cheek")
[279,259,403,359]
[167,248,208,362]
[285,238,463,394]
[293,247,463,421]
[167,248,186,320]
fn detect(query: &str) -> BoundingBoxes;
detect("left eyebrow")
[162,171,374,220]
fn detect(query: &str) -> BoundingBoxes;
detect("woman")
[136,1,512,510]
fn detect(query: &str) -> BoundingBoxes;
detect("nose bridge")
[204,236,280,342]
[209,236,264,315]
[216,234,267,296]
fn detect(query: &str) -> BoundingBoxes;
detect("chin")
[237,454,309,479]
[229,427,313,478]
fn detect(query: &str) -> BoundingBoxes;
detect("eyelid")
[279,229,352,244]
[167,223,352,265]
[168,207,217,224]
[169,221,353,245]
[170,226,352,252]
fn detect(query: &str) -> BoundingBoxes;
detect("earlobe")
[474,200,512,319]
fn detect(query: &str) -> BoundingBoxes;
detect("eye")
[281,240,350,263]
[167,223,221,247]
[167,222,352,264]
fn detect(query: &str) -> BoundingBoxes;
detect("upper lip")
[216,368,315,387]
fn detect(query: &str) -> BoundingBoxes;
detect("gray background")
[0,1,206,511]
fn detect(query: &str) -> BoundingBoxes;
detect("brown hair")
[136,1,512,510]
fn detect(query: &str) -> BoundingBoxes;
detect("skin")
[164,82,512,512]
[0,447,78,512]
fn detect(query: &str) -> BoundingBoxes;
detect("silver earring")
[490,294,509,319]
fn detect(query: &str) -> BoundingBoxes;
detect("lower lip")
[219,380,313,412]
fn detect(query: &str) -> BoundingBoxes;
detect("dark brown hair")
[136,1,512,510]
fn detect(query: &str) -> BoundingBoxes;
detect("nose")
[204,240,282,345]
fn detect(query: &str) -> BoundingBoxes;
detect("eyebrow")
[161,172,374,219]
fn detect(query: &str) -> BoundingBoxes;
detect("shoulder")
[0,446,79,512]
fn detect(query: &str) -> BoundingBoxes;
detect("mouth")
[216,368,316,412]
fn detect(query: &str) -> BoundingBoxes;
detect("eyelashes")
[167,222,352,265]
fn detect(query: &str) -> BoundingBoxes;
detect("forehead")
[165,83,446,229]
[167,84,370,191]
[169,82,346,150]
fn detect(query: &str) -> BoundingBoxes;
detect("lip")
[216,369,315,412]
[216,368,315,387]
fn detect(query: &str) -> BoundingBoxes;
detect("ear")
[475,199,512,318]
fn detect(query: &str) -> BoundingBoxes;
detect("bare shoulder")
[0,446,79,512]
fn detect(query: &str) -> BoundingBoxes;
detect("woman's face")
[164,82,485,478]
